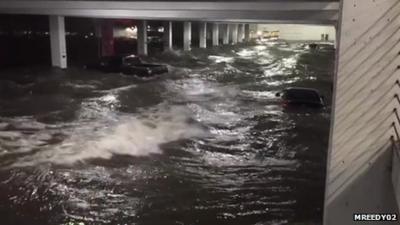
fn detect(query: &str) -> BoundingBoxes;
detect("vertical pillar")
[94,20,102,38]
[137,20,148,56]
[163,21,173,51]
[238,24,245,42]
[199,22,207,48]
[212,23,219,46]
[49,15,67,69]
[334,25,338,49]
[230,24,238,44]
[183,22,192,51]
[94,19,102,57]
[100,20,114,57]
[244,24,250,42]
[222,24,230,45]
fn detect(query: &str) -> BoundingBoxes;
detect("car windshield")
[284,89,320,102]
[124,57,141,65]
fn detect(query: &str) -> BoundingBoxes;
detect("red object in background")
[282,100,289,107]
[101,20,114,57]
[114,19,137,27]
[100,19,139,57]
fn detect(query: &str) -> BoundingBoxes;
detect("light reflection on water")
[0,41,335,225]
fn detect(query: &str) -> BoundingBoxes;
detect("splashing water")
[12,106,208,166]
[0,41,335,225]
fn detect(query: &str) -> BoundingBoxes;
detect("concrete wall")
[257,24,335,41]
[0,1,340,24]
[324,0,400,224]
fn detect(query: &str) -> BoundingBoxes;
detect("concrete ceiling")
[0,1,340,25]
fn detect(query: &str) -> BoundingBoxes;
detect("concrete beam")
[244,24,250,42]
[163,21,173,51]
[199,22,207,48]
[230,24,238,44]
[137,20,148,56]
[49,15,67,69]
[212,23,219,46]
[0,1,340,12]
[183,21,191,51]
[222,24,230,45]
[0,1,339,24]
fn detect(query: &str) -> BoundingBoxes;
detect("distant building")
[255,24,336,42]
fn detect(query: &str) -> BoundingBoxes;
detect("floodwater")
[0,41,334,225]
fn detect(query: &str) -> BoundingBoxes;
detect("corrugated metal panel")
[324,0,400,224]
[0,1,339,24]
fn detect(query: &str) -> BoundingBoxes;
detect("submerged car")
[276,87,325,108]
[308,43,319,50]
[86,55,168,77]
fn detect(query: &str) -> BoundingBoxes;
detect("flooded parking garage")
[0,40,335,225]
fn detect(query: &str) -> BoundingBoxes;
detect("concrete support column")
[244,24,250,42]
[49,15,67,69]
[230,24,238,44]
[334,25,338,49]
[183,21,192,51]
[212,23,219,46]
[199,22,207,48]
[222,24,230,45]
[238,24,245,42]
[93,20,102,57]
[163,21,173,51]
[137,20,148,56]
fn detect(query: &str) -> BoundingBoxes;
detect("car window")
[284,90,320,102]
[124,57,141,65]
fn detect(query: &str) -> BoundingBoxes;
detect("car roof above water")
[283,87,322,101]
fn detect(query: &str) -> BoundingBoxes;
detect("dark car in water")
[86,55,168,77]
[308,43,319,50]
[276,87,325,108]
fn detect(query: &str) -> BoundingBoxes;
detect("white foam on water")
[0,122,8,130]
[236,49,257,58]
[260,77,301,87]
[0,116,47,130]
[254,45,268,51]
[64,82,98,90]
[187,103,242,127]
[179,78,218,96]
[241,90,277,99]
[282,54,298,68]
[12,106,208,166]
[96,84,137,94]
[195,144,297,168]
[166,49,185,57]
[208,55,235,64]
